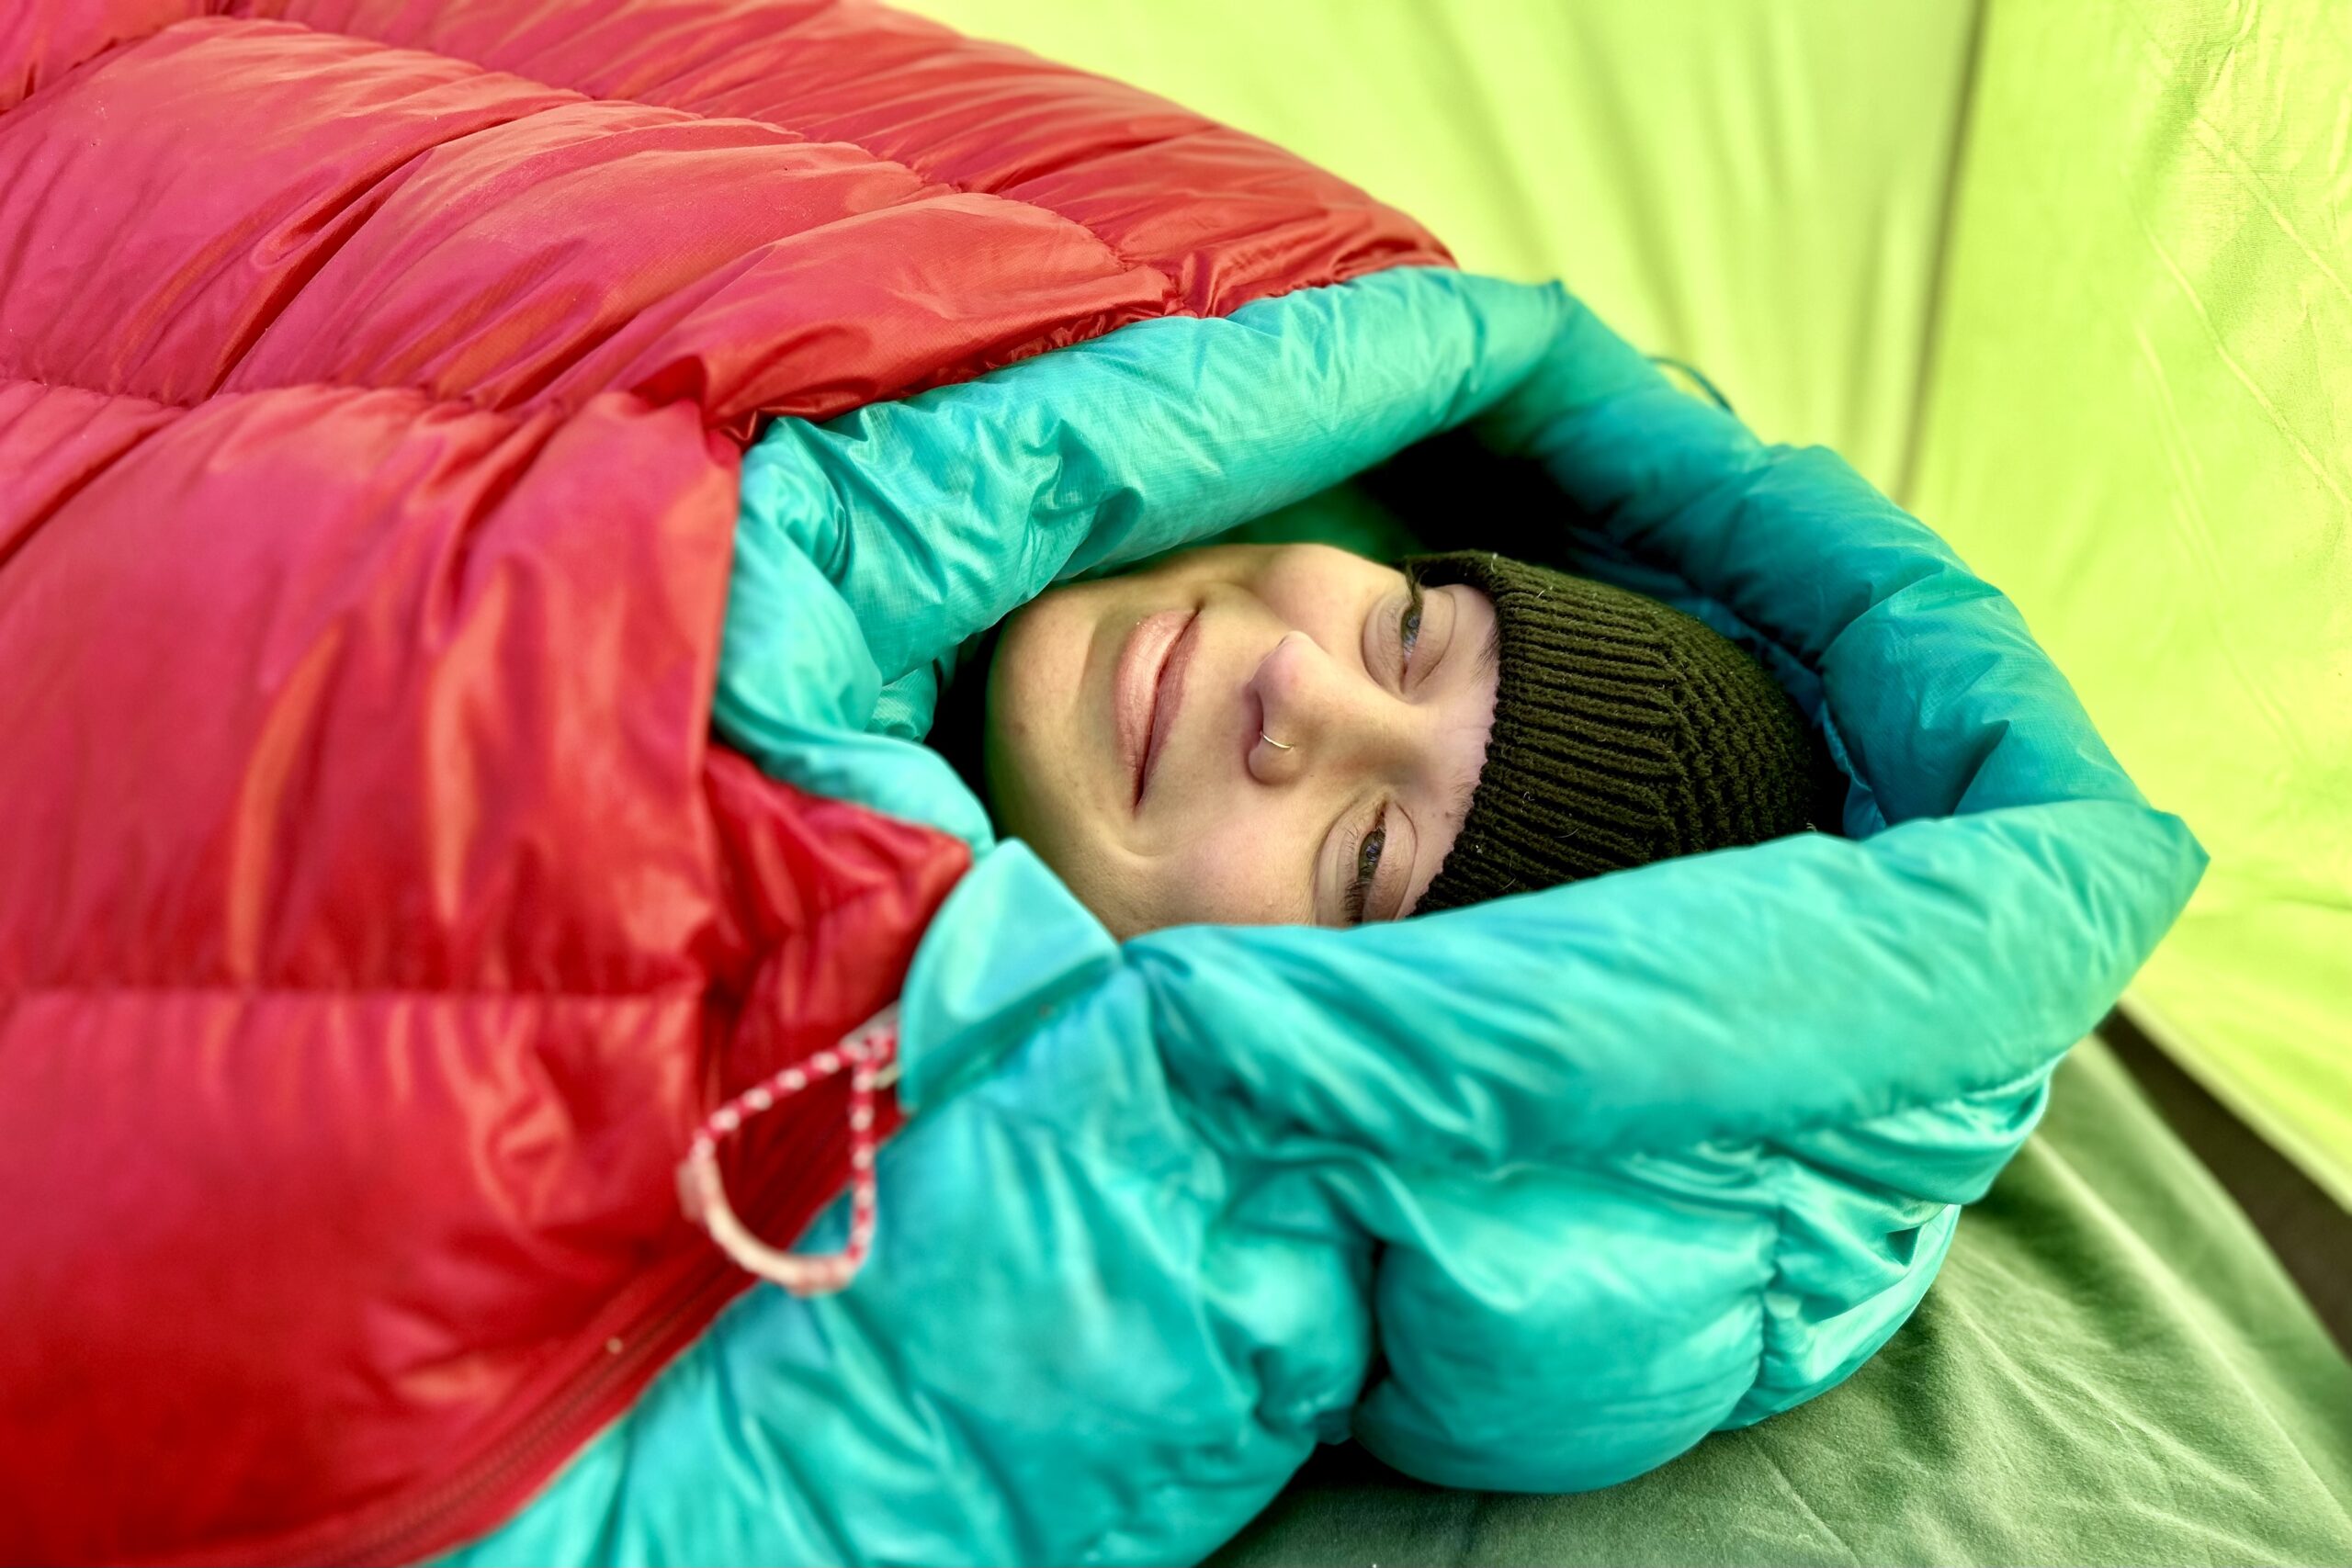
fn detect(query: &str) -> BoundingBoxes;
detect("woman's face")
[985,544,1498,937]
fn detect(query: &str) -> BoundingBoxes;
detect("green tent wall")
[900,0,2352,1208]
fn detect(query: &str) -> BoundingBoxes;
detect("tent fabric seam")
[1893,0,1989,509]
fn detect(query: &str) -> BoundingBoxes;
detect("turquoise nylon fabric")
[447,268,2205,1565]
[715,267,1567,847]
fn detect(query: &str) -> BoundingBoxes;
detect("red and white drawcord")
[676,1003,900,1297]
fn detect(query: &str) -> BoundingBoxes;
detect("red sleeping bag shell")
[0,2,1446,1562]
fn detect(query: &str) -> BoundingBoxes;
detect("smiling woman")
[976,540,1835,938]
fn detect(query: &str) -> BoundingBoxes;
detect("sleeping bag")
[0,2,2205,1565]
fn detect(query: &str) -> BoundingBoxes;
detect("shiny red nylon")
[0,0,1447,1562]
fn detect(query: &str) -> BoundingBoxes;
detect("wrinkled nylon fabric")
[1211,1035,2352,1568]
[718,267,1566,842]
[0,1,1443,1562]
[452,268,2205,1565]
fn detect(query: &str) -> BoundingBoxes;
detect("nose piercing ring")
[1260,731,1293,750]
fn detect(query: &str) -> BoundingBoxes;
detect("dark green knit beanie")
[1407,550,1838,915]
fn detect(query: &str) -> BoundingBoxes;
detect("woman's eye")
[1396,589,1423,682]
[1343,816,1388,925]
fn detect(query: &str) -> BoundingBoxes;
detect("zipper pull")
[676,1003,900,1296]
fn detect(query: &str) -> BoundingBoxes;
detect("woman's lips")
[1112,606,1199,810]
[1141,610,1202,805]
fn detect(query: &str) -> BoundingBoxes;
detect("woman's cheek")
[1145,816,1306,929]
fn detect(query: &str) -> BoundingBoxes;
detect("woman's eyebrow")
[1407,750,1482,918]
[1404,614,1496,915]
[1430,592,1495,845]
[1427,582,1493,684]
[1451,750,1483,842]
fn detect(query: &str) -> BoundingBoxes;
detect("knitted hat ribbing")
[1407,550,1834,915]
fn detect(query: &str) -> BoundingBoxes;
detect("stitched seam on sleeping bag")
[0,377,536,432]
[8,980,718,1003]
[0,1,214,115]
[7,16,1182,421]
[10,851,969,1005]
[1740,1055,2047,1407]
[201,7,1182,296]
[1667,1059,2058,1164]
[1751,1143,1798,1401]
[6,321,1159,430]
[0,381,187,576]
[605,15,1191,283]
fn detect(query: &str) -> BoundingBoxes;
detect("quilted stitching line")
[0,381,186,575]
[215,0,1183,299]
[2,11,1180,422]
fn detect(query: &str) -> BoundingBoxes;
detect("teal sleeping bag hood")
[448,267,2205,1564]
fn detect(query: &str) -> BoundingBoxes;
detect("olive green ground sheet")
[1211,1036,2352,1567]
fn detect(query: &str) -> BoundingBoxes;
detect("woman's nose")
[1245,632,1317,783]
[1245,630,1406,785]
